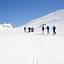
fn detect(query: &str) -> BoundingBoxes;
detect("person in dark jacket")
[42,26,44,34]
[28,27,31,32]
[24,27,27,32]
[31,27,34,32]
[53,26,56,35]
[46,26,49,34]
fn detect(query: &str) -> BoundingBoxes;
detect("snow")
[24,9,64,34]
[0,23,13,31]
[0,9,64,64]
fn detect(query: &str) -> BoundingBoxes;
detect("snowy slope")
[0,9,64,64]
[0,31,64,64]
[22,9,64,34]
[25,9,64,27]
[13,9,64,34]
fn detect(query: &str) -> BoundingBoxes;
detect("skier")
[31,27,34,32]
[46,26,49,34]
[42,26,44,34]
[28,27,31,32]
[53,26,56,35]
[24,27,27,32]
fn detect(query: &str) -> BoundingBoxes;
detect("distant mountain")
[0,23,13,31]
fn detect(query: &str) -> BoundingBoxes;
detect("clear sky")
[0,0,64,26]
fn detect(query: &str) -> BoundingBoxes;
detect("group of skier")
[42,26,56,35]
[24,26,56,35]
[24,27,34,32]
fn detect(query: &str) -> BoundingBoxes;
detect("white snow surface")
[0,9,64,64]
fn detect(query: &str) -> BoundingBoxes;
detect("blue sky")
[0,0,64,26]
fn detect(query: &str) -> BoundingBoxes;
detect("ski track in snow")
[0,31,64,64]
